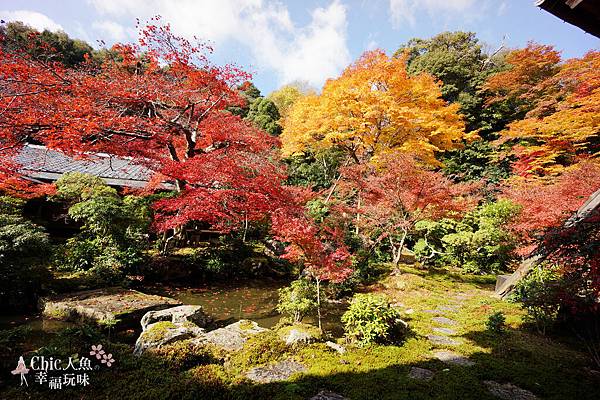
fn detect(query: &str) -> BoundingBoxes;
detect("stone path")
[426,334,462,346]
[433,350,475,366]
[432,327,456,335]
[431,316,459,326]
[418,291,539,399]
[424,293,473,367]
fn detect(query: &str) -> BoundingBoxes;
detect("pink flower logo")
[90,344,105,360]
[101,353,115,367]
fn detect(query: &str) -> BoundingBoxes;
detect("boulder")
[39,287,181,328]
[196,320,268,351]
[134,321,205,355]
[246,359,306,383]
[140,305,212,331]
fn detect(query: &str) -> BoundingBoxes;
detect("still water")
[144,278,346,336]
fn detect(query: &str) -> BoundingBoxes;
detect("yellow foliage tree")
[281,50,470,166]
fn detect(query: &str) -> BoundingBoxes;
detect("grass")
[1,264,598,399]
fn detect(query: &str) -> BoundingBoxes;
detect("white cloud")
[92,20,129,41]
[389,0,476,28]
[0,10,63,31]
[86,0,350,88]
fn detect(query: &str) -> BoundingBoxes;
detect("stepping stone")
[423,309,440,314]
[432,316,458,326]
[436,305,459,312]
[408,367,435,381]
[433,350,475,366]
[310,390,348,400]
[246,360,306,383]
[453,292,472,301]
[427,335,462,346]
[483,381,538,400]
[433,327,457,335]
[325,341,346,354]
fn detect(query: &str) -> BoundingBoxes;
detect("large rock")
[246,359,306,383]
[39,287,181,327]
[134,321,205,355]
[196,320,268,351]
[140,305,212,331]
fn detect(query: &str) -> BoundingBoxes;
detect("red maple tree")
[338,154,479,265]
[0,18,296,239]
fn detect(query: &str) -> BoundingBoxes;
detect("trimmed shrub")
[341,293,405,346]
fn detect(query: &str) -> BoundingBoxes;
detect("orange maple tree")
[486,44,600,176]
[281,50,470,167]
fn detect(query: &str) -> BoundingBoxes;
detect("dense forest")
[0,18,598,400]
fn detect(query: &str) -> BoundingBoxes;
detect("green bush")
[0,196,50,309]
[414,200,521,273]
[53,173,151,283]
[511,264,562,334]
[341,293,405,346]
[277,279,318,323]
[486,311,506,333]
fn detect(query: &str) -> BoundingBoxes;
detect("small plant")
[341,293,405,346]
[276,279,318,323]
[486,311,506,333]
[511,264,562,334]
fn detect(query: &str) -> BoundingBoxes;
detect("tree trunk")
[393,229,408,266]
[355,192,361,235]
[316,278,322,332]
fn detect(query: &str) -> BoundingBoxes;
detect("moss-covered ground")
[1,265,598,399]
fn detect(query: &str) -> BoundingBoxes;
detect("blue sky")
[2,1,598,94]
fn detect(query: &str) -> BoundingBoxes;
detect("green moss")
[230,331,289,370]
[238,319,255,330]
[150,339,217,370]
[3,265,599,400]
[45,307,72,320]
[277,323,323,342]
[143,321,178,342]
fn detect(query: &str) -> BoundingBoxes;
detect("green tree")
[246,97,282,136]
[414,200,521,273]
[0,196,49,309]
[229,82,262,118]
[1,21,93,67]
[441,140,512,183]
[395,31,506,134]
[53,173,151,281]
[284,148,345,190]
[268,82,314,121]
